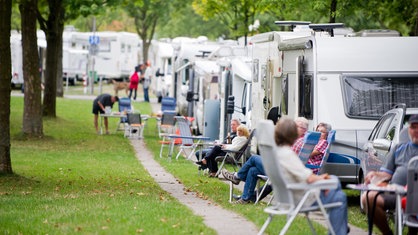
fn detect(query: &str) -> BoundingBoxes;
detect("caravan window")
[342,75,418,119]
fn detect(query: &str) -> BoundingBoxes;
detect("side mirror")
[372,138,392,152]
[227,96,235,114]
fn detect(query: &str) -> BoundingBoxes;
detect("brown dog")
[112,79,129,96]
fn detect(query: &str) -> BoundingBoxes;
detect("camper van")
[149,39,173,102]
[10,31,23,88]
[64,31,141,81]
[172,37,222,136]
[215,45,253,140]
[250,25,418,184]
[11,30,47,89]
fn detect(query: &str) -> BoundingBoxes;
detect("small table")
[347,183,406,235]
[100,112,127,134]
[100,113,151,135]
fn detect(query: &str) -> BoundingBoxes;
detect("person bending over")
[92,94,119,134]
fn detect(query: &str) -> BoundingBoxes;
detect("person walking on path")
[128,65,142,100]
[92,93,118,134]
[143,61,152,102]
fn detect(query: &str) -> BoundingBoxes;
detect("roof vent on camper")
[309,23,345,37]
[275,21,311,31]
[355,29,400,37]
[196,50,212,58]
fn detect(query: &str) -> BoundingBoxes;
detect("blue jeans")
[314,176,348,235]
[195,148,211,161]
[128,89,137,100]
[143,87,149,102]
[237,155,265,201]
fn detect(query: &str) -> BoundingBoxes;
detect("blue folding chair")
[298,131,321,164]
[161,97,176,112]
[117,97,132,131]
[307,130,336,174]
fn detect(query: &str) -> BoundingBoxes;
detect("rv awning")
[231,58,251,82]
[194,60,218,74]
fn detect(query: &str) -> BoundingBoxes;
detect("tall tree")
[124,0,171,63]
[20,0,44,137]
[37,0,65,116]
[0,0,13,174]
[192,0,275,44]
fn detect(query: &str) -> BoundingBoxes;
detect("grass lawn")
[2,85,372,234]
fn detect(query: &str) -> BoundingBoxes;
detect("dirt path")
[130,139,259,235]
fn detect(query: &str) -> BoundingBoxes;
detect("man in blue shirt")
[362,114,418,235]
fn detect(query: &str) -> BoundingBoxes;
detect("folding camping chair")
[298,131,321,164]
[157,110,177,138]
[306,130,336,175]
[124,113,144,139]
[256,120,342,235]
[215,129,255,177]
[254,131,321,204]
[159,116,211,159]
[117,97,133,131]
[161,97,176,112]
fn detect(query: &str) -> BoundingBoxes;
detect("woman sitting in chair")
[196,124,250,177]
[273,118,348,235]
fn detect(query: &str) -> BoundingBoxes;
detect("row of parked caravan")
[11,26,142,88]
[12,23,418,185]
[156,23,418,185]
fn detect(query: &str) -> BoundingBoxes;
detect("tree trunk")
[0,0,13,174]
[329,0,337,23]
[56,23,63,97]
[42,0,64,116]
[20,0,44,137]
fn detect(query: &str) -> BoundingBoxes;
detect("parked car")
[360,104,418,181]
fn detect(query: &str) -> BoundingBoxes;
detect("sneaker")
[222,170,240,185]
[195,161,204,166]
[232,198,251,204]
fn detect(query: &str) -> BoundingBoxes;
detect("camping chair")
[215,129,255,177]
[161,97,176,112]
[157,110,177,138]
[124,113,144,139]
[298,131,321,164]
[256,120,342,235]
[307,130,336,175]
[117,97,133,131]
[254,131,321,204]
[159,116,210,159]
[403,156,418,230]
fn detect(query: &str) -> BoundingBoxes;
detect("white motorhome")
[10,30,47,89]
[250,25,418,184]
[215,45,252,140]
[172,37,222,135]
[65,31,141,81]
[10,31,23,88]
[148,39,173,102]
[62,28,89,85]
